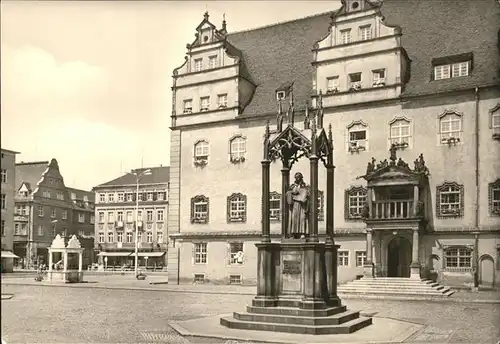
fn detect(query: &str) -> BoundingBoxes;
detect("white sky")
[1,1,339,190]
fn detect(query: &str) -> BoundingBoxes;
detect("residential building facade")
[1,148,20,272]
[168,0,500,288]
[93,166,170,270]
[13,159,95,268]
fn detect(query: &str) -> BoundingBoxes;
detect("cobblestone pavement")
[2,284,500,344]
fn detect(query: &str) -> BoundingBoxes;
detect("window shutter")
[132,194,137,202]
[191,242,195,265]
[163,192,167,200]
[153,192,157,201]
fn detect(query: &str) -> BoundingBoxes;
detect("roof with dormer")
[15,161,50,192]
[93,166,170,189]
[214,0,499,118]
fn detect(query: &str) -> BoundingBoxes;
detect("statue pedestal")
[221,240,372,334]
[47,270,84,283]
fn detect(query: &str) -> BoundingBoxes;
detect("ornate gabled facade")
[13,159,95,269]
[168,0,500,288]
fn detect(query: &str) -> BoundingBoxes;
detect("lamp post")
[128,169,152,277]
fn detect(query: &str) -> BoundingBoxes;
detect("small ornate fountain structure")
[47,234,85,283]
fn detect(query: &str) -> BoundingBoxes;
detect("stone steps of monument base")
[340,283,448,291]
[246,305,348,317]
[220,315,372,335]
[338,288,455,297]
[252,298,341,309]
[234,309,360,326]
[350,279,438,286]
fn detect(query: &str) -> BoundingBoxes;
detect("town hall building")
[167,0,500,288]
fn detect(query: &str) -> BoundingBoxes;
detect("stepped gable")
[224,0,499,118]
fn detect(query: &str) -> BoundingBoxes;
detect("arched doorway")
[479,254,495,288]
[387,236,412,277]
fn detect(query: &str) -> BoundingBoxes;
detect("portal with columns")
[358,145,430,279]
[47,234,85,283]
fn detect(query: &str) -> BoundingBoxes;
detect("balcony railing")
[370,200,417,220]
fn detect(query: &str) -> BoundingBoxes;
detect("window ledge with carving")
[392,142,409,150]
[193,158,208,167]
[490,208,500,216]
[492,133,500,141]
[326,88,339,95]
[348,145,366,154]
[228,216,246,223]
[443,267,472,273]
[372,80,386,87]
[218,104,228,109]
[191,217,208,224]
[349,84,362,92]
[441,137,461,145]
[270,215,281,222]
[439,208,462,218]
[230,156,246,164]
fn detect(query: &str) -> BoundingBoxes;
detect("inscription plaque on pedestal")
[281,252,303,293]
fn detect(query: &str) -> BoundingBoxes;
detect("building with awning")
[1,251,20,259]
[96,251,166,270]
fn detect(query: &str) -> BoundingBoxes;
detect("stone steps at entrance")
[338,277,454,297]
[220,314,373,335]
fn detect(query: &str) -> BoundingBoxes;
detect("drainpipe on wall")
[473,87,480,289]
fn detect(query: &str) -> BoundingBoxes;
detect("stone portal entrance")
[387,236,412,278]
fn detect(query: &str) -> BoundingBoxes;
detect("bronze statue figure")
[286,172,310,238]
[389,143,397,164]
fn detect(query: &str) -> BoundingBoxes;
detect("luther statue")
[286,172,310,238]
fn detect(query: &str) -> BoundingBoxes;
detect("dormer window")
[349,73,362,91]
[340,29,352,44]
[326,77,339,94]
[432,53,472,80]
[200,97,210,112]
[183,99,193,114]
[276,91,286,100]
[217,94,228,108]
[359,25,372,41]
[194,58,202,72]
[372,69,386,87]
[208,56,218,69]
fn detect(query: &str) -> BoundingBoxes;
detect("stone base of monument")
[220,240,372,335]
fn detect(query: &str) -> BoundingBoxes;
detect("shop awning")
[1,251,20,259]
[133,252,165,257]
[97,252,132,257]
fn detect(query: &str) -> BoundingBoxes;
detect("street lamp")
[128,169,152,277]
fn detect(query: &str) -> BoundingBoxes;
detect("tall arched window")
[389,117,411,148]
[227,193,247,223]
[436,182,464,218]
[438,110,463,144]
[194,140,209,165]
[229,135,246,163]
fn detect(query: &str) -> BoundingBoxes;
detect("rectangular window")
[37,225,44,237]
[229,275,242,285]
[90,215,95,224]
[107,232,114,243]
[359,25,372,41]
[229,242,244,265]
[269,193,281,220]
[229,196,246,221]
[440,114,462,141]
[183,99,193,114]
[217,94,228,108]
[98,232,105,243]
[126,211,133,222]
[78,213,85,223]
[126,193,133,202]
[434,64,451,80]
[78,230,85,237]
[70,192,76,200]
[108,193,115,203]
[157,192,165,201]
[146,231,153,243]
[83,195,88,203]
[194,274,205,283]
[138,210,143,219]
[356,251,367,267]
[445,247,472,268]
[117,211,124,222]
[99,194,105,203]
[37,205,44,217]
[117,232,123,243]
[390,119,411,145]
[193,200,208,220]
[98,212,104,223]
[349,73,362,90]
[439,185,461,215]
[108,211,114,223]
[0,169,6,183]
[62,228,67,237]
[157,231,164,243]
[338,251,349,267]
[118,193,124,202]
[451,61,469,78]
[193,58,202,72]
[157,209,164,222]
[57,192,64,200]
[194,243,207,264]
[146,210,153,222]
[491,112,500,135]
[349,127,367,149]
[372,69,386,87]
[340,29,351,44]
[126,232,133,243]
[208,55,218,69]
[200,97,210,112]
[348,190,366,218]
[147,192,153,201]
[137,232,142,242]
[326,76,339,93]
[51,208,56,219]
[0,194,5,209]
[52,224,56,237]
